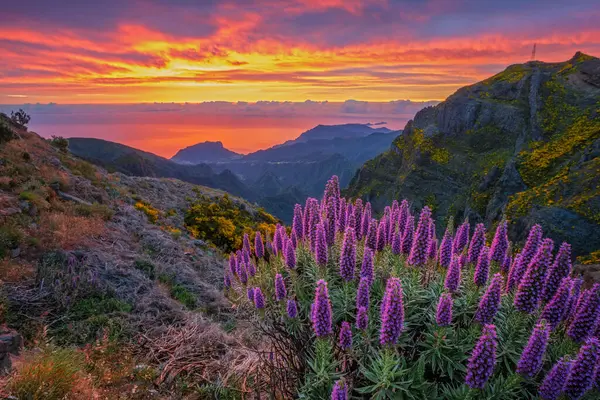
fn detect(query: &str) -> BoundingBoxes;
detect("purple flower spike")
[506,253,526,293]
[254,287,265,309]
[331,379,348,400]
[563,337,600,400]
[539,356,572,400]
[229,253,237,277]
[489,220,509,264]
[453,220,470,254]
[285,238,296,269]
[287,299,298,318]
[439,227,453,268]
[428,237,438,263]
[398,200,409,234]
[356,306,368,331]
[514,239,554,313]
[291,230,298,249]
[473,246,491,287]
[365,219,378,251]
[408,206,432,267]
[391,225,402,255]
[436,293,453,327]
[315,222,328,267]
[521,224,543,268]
[338,322,352,350]
[517,320,550,378]
[346,204,356,236]
[564,278,583,323]
[401,215,414,255]
[540,278,572,330]
[311,280,333,337]
[275,273,287,301]
[243,233,251,253]
[356,277,370,309]
[247,287,255,301]
[339,228,357,281]
[255,231,265,259]
[360,247,374,285]
[567,284,600,342]
[501,252,512,274]
[541,242,572,304]
[376,219,387,252]
[247,260,256,277]
[444,255,462,292]
[292,204,304,240]
[468,223,486,264]
[237,261,248,285]
[379,277,405,346]
[465,324,497,389]
[361,203,372,240]
[338,198,347,233]
[475,273,503,325]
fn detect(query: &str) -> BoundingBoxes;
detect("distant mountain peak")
[171,140,240,164]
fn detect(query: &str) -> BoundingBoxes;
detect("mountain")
[167,123,398,221]
[68,137,255,201]
[279,123,392,146]
[347,52,600,259]
[171,141,241,164]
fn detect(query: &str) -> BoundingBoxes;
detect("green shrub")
[74,203,114,221]
[134,259,156,279]
[0,120,15,144]
[10,109,31,128]
[49,135,69,153]
[171,284,196,309]
[0,223,22,258]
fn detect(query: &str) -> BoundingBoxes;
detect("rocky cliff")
[347,52,600,260]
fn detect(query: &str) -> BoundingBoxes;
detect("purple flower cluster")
[444,255,462,292]
[564,278,583,323]
[338,322,352,350]
[360,248,374,285]
[285,238,296,269]
[356,306,368,331]
[379,277,405,346]
[376,219,387,251]
[401,215,414,255]
[540,278,571,330]
[254,287,265,309]
[356,277,370,309]
[436,293,453,327]
[521,224,543,269]
[292,204,303,241]
[563,337,599,400]
[408,206,432,267]
[247,287,255,301]
[391,226,402,255]
[311,280,333,337]
[539,356,571,400]
[514,238,554,313]
[517,320,550,378]
[315,222,328,266]
[255,231,264,259]
[473,246,490,287]
[475,273,503,325]
[465,324,497,389]
[505,253,525,293]
[439,227,453,268]
[541,242,572,304]
[331,379,348,400]
[489,220,509,263]
[287,299,298,318]
[468,223,486,264]
[339,227,357,281]
[567,284,600,342]
[275,273,287,301]
[453,220,470,254]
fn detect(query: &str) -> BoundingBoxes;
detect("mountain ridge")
[347,51,600,260]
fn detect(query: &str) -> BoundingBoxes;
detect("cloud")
[0,0,598,103]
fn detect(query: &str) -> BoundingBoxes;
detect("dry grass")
[37,212,105,250]
[0,258,36,283]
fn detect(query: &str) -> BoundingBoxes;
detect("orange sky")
[1,1,599,104]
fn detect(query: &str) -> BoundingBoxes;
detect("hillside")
[347,52,600,260]
[171,141,241,164]
[0,116,278,397]
[68,137,256,202]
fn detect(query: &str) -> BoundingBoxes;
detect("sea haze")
[0,101,437,157]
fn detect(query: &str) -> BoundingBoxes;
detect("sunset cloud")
[1,0,599,103]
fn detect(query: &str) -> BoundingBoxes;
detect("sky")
[1,0,599,104]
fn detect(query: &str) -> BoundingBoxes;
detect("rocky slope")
[347,52,600,260]
[0,116,270,397]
